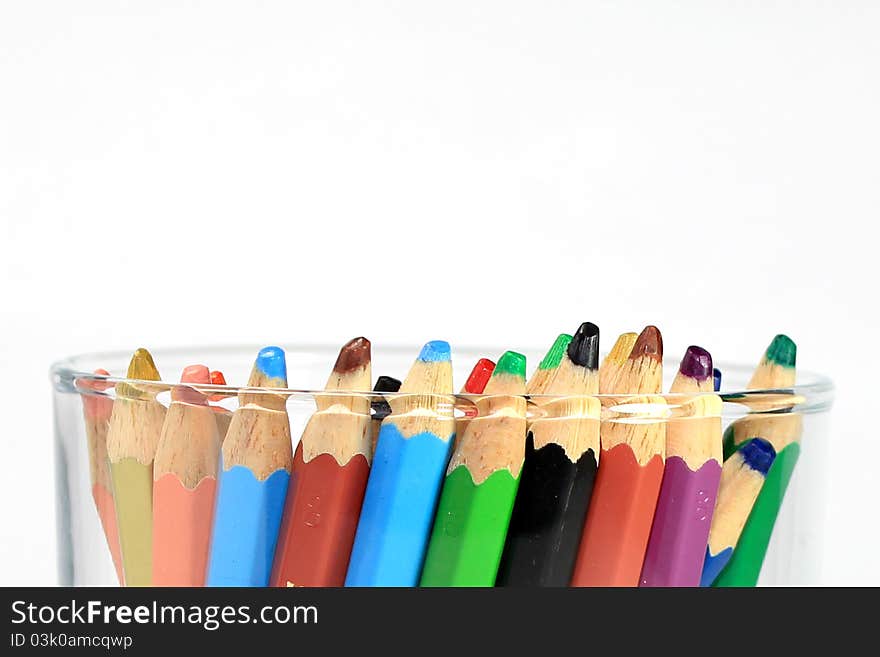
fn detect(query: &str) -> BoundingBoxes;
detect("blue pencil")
[207,347,292,586]
[345,340,456,586]
[700,437,776,587]
[713,367,722,392]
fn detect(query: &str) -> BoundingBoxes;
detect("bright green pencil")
[420,351,527,587]
[715,334,800,587]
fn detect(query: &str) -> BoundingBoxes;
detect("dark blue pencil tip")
[256,346,287,381]
[418,340,451,363]
[739,438,776,475]
[713,368,722,392]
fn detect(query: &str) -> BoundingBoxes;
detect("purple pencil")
[640,346,722,587]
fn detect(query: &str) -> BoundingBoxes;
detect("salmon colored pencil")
[271,338,374,587]
[571,325,666,587]
[152,365,221,586]
[106,348,166,586]
[78,369,124,585]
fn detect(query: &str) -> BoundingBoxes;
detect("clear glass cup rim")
[50,344,835,416]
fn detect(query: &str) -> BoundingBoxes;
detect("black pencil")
[496,322,601,586]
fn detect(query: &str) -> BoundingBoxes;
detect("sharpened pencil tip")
[679,346,713,381]
[630,326,663,362]
[127,348,160,381]
[210,371,226,386]
[418,340,451,362]
[568,322,600,370]
[739,438,776,475]
[493,351,526,379]
[181,364,211,384]
[464,358,495,393]
[764,334,796,369]
[538,334,572,371]
[334,337,372,373]
[713,368,722,392]
[255,346,287,382]
[374,375,401,393]
[606,332,638,366]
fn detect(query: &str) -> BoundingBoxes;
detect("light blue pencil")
[207,347,292,586]
[345,341,456,586]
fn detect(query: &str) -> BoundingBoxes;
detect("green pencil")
[420,351,527,587]
[715,334,800,587]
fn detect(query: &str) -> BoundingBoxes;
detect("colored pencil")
[701,438,776,586]
[454,357,496,449]
[713,368,722,392]
[78,369,124,585]
[345,340,456,587]
[370,375,401,457]
[271,337,374,587]
[571,325,666,587]
[370,375,401,456]
[105,348,166,586]
[526,334,571,395]
[497,322,601,586]
[421,351,528,586]
[640,346,722,587]
[207,347,292,586]
[209,370,233,442]
[152,365,221,586]
[714,334,799,586]
[598,332,638,393]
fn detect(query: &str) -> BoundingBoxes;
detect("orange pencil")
[571,325,666,587]
[152,365,221,586]
[78,369,124,584]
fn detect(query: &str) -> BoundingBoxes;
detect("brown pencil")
[271,338,374,587]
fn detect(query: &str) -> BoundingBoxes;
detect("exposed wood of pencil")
[530,338,600,459]
[608,326,663,394]
[386,358,455,441]
[747,335,797,390]
[599,395,667,465]
[153,384,221,489]
[707,451,768,555]
[106,351,166,465]
[445,368,527,484]
[526,334,571,395]
[222,361,292,480]
[599,332,638,393]
[664,395,722,470]
[301,337,373,465]
[730,412,804,453]
[529,395,600,461]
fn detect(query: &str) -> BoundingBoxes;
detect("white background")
[1,2,877,585]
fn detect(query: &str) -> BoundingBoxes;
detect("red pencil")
[271,338,373,587]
